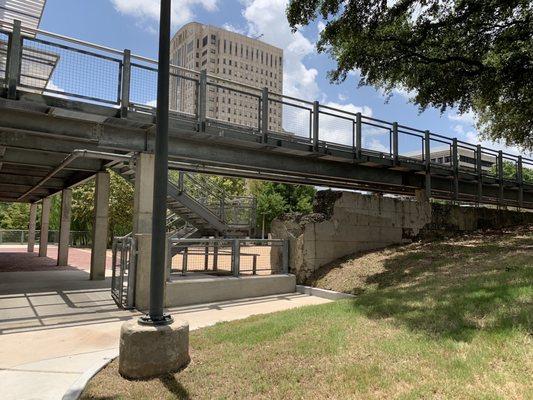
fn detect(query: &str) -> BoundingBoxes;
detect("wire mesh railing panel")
[523,158,533,184]
[238,239,285,275]
[272,97,312,140]
[20,36,122,104]
[130,63,157,109]
[170,69,198,116]
[427,138,453,169]
[111,235,135,309]
[0,30,9,85]
[456,142,479,174]
[318,107,355,147]
[361,118,392,158]
[224,197,256,227]
[206,81,261,130]
[168,238,287,277]
[397,129,425,163]
[479,148,499,177]
[169,239,234,275]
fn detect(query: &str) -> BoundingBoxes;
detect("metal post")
[261,87,269,143]
[213,243,218,271]
[232,239,240,277]
[39,197,51,257]
[197,69,207,132]
[140,0,173,326]
[498,150,504,206]
[166,237,172,281]
[476,145,483,204]
[204,246,209,270]
[392,122,399,165]
[452,139,459,202]
[355,112,362,160]
[312,101,319,152]
[182,247,188,275]
[6,20,22,100]
[120,49,131,118]
[282,240,289,274]
[178,171,184,193]
[517,156,523,208]
[27,203,37,252]
[424,130,431,196]
[252,255,257,275]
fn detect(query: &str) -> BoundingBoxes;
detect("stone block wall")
[271,190,533,283]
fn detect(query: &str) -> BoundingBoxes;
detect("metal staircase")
[110,160,257,242]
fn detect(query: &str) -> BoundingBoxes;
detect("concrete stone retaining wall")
[271,190,533,283]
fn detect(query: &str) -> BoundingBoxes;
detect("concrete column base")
[118,319,190,379]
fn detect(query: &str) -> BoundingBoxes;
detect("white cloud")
[222,23,246,34]
[338,93,348,101]
[317,21,326,34]
[447,110,476,126]
[110,0,218,29]
[315,102,373,145]
[241,0,320,99]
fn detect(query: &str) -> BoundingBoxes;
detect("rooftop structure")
[0,0,46,32]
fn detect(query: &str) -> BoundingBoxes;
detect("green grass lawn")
[82,227,533,399]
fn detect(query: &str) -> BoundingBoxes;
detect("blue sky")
[39,0,522,155]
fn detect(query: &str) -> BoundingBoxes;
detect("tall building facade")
[170,22,283,131]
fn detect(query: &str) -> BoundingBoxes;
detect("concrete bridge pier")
[38,197,51,257]
[132,152,155,311]
[57,189,72,266]
[90,171,110,280]
[27,203,37,253]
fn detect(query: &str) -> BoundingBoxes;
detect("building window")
[210,34,216,45]
[223,39,227,53]
[202,35,208,47]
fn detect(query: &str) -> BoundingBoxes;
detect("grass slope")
[82,227,533,399]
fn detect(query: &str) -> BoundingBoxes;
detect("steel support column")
[57,188,72,266]
[27,202,37,252]
[38,197,51,257]
[141,0,173,325]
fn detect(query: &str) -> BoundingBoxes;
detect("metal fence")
[111,235,136,309]
[0,229,91,246]
[1,20,532,208]
[167,238,288,278]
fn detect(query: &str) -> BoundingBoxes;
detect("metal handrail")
[2,20,532,211]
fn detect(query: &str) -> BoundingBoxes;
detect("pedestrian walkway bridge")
[0,20,532,209]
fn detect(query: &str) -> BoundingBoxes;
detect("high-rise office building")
[170,22,283,131]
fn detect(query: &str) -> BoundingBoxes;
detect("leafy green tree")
[0,203,30,229]
[493,161,533,181]
[249,181,316,232]
[287,0,533,150]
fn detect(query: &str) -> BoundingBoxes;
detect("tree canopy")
[287,0,533,150]
[249,181,316,232]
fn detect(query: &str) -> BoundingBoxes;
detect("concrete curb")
[296,285,355,300]
[61,351,118,400]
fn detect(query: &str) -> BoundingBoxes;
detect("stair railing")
[170,171,257,233]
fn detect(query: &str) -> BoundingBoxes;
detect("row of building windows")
[431,155,494,168]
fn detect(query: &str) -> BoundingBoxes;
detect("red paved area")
[0,246,113,273]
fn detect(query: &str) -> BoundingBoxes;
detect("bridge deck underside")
[0,91,532,208]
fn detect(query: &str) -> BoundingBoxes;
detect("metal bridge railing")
[1,19,532,209]
[167,238,288,278]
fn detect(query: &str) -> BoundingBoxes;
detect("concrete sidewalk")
[0,268,329,400]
